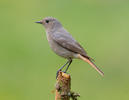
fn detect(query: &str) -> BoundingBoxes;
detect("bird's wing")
[52,31,88,57]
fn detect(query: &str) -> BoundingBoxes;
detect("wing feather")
[52,32,87,57]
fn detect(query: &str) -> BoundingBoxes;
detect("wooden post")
[55,71,80,100]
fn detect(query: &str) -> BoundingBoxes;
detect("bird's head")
[35,17,62,32]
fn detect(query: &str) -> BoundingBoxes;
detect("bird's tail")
[78,54,104,76]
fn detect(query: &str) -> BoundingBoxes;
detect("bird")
[35,17,104,77]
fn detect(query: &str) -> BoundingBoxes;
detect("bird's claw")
[56,69,61,79]
[56,70,67,79]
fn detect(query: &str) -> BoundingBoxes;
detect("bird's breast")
[46,32,78,59]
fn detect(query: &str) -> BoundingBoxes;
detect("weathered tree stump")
[55,71,80,100]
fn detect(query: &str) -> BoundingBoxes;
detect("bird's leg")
[56,60,70,79]
[64,59,72,73]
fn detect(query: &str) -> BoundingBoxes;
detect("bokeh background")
[0,0,129,100]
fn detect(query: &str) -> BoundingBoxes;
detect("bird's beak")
[35,21,42,24]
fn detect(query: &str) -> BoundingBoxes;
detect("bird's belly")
[48,39,77,59]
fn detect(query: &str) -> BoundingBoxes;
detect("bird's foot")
[56,70,67,79]
[56,69,61,79]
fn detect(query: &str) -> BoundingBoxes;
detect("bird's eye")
[46,20,49,23]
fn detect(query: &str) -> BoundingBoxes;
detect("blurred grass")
[0,0,129,100]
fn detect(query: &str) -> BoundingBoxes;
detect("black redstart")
[35,17,104,77]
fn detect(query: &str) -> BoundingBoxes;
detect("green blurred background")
[0,0,129,100]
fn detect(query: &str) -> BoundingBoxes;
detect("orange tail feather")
[78,54,104,76]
